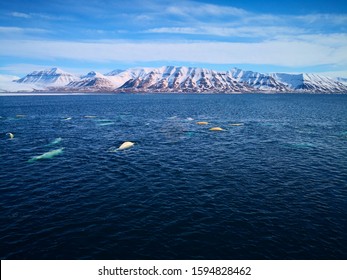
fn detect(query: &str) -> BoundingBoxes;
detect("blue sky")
[0,0,347,77]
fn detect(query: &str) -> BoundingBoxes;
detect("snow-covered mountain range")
[1,66,347,93]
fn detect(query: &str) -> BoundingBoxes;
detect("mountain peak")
[16,67,78,86]
[50,67,64,73]
[34,67,67,75]
[82,71,105,79]
[105,69,124,76]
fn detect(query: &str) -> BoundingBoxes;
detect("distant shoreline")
[1,91,346,96]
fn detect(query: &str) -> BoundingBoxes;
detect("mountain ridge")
[1,66,346,93]
[15,67,79,86]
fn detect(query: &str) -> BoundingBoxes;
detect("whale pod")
[118,141,135,151]
[209,127,224,131]
[197,121,209,125]
[28,148,64,162]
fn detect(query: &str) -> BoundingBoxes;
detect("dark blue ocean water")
[0,93,346,260]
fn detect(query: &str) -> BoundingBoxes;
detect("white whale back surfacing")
[117,141,135,151]
[28,148,64,162]
[49,137,62,146]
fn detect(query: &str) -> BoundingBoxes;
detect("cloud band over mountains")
[0,0,346,76]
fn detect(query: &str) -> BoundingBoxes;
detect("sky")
[0,0,347,77]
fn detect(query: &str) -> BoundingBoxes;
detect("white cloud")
[0,64,56,76]
[287,33,347,47]
[0,26,49,34]
[318,71,347,79]
[0,74,20,82]
[0,74,41,92]
[8,11,72,21]
[1,36,346,68]
[146,26,306,38]
[142,1,347,41]
[295,13,347,25]
[0,63,107,77]
[10,12,31,19]
[165,2,247,18]
[146,27,199,35]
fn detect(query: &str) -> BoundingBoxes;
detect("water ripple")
[0,94,347,259]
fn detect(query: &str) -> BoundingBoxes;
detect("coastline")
[1,91,346,96]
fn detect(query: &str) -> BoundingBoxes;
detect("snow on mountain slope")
[228,68,288,91]
[119,66,251,92]
[105,69,124,76]
[16,68,78,86]
[8,66,347,93]
[336,77,347,85]
[118,67,347,93]
[105,68,154,88]
[81,71,106,79]
[271,73,347,92]
[67,71,115,91]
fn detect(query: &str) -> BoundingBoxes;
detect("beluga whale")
[6,132,14,139]
[28,148,64,163]
[48,137,62,146]
[230,123,244,126]
[117,141,135,151]
[209,127,224,131]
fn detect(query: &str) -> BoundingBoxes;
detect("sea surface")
[1,93,346,259]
